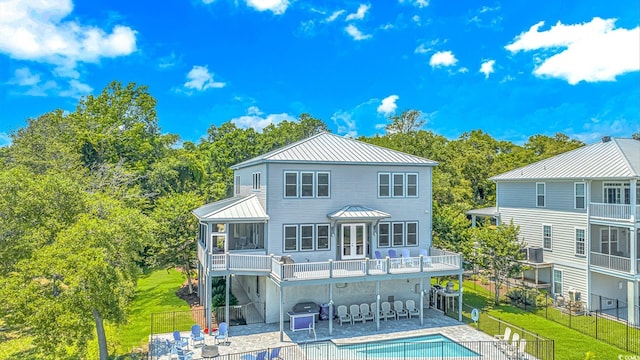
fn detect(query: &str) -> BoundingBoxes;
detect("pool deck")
[150,309,533,359]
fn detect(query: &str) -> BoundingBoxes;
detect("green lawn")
[462,280,637,360]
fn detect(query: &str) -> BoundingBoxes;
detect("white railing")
[590,203,632,221]
[591,252,630,272]
[228,254,272,272]
[205,248,463,282]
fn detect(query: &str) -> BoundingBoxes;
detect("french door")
[341,223,366,260]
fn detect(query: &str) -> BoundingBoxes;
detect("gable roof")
[192,195,269,222]
[491,138,640,181]
[231,132,438,169]
[327,205,391,220]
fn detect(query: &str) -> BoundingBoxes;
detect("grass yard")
[462,280,638,360]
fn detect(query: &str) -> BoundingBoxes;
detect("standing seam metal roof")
[192,194,269,221]
[231,132,438,169]
[490,138,640,181]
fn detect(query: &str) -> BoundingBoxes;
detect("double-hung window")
[406,174,418,197]
[406,222,418,246]
[574,182,585,209]
[234,175,241,195]
[301,172,314,197]
[543,224,552,250]
[284,172,298,198]
[300,225,314,251]
[536,182,545,207]
[316,225,330,250]
[393,174,405,197]
[317,172,330,198]
[575,228,585,255]
[378,223,390,247]
[284,225,298,251]
[379,173,390,197]
[553,269,563,295]
[392,223,404,246]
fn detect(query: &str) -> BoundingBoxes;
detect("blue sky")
[1,0,639,147]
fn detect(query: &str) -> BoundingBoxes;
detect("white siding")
[499,207,589,269]
[265,163,432,262]
[553,264,588,300]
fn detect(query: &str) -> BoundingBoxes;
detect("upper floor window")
[235,175,241,195]
[379,172,418,198]
[574,182,585,209]
[536,182,545,207]
[575,228,585,256]
[284,172,298,197]
[284,171,331,198]
[543,224,552,250]
[252,172,261,190]
[603,182,639,205]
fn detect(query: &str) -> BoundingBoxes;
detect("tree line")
[0,81,587,358]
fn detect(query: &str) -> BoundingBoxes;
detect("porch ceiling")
[192,194,269,222]
[327,205,391,221]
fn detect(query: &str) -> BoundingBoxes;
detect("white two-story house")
[487,137,639,325]
[192,132,463,339]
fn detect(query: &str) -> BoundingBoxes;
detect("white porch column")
[329,284,333,336]
[628,280,638,326]
[419,278,424,325]
[458,273,463,322]
[630,179,637,222]
[225,275,230,328]
[205,274,212,334]
[376,281,380,331]
[279,285,284,341]
[631,226,637,275]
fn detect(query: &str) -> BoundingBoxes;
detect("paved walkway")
[150,309,538,359]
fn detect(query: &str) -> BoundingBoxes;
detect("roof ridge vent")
[601,136,611,142]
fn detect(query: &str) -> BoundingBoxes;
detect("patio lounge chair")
[502,332,520,352]
[381,301,396,320]
[337,305,351,325]
[374,251,385,270]
[175,345,194,360]
[173,330,189,349]
[394,300,409,319]
[213,322,229,345]
[493,327,511,348]
[350,304,364,324]
[360,303,374,322]
[401,249,415,267]
[506,338,527,359]
[405,300,420,318]
[190,324,205,347]
[241,350,268,360]
[269,347,282,359]
[371,302,381,320]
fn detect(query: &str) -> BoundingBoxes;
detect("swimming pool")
[303,334,480,359]
[340,334,480,358]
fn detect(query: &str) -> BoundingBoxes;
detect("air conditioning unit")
[568,290,581,302]
[524,247,544,263]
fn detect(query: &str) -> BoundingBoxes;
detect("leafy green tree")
[473,222,526,305]
[0,196,153,359]
[385,109,424,134]
[150,192,203,294]
[524,133,583,159]
[432,203,473,262]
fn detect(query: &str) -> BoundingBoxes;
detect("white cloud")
[331,110,358,138]
[379,23,394,31]
[325,10,345,22]
[158,52,180,69]
[412,15,421,24]
[245,0,289,14]
[346,4,370,21]
[506,17,640,84]
[480,59,495,78]
[183,65,225,91]
[415,44,429,54]
[345,24,372,41]
[8,67,57,97]
[231,107,295,132]
[59,79,92,98]
[399,0,429,7]
[0,0,137,77]
[429,51,457,67]
[377,95,399,115]
[0,132,12,147]
[458,67,469,73]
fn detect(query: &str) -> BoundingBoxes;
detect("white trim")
[284,171,298,198]
[553,268,563,296]
[317,172,330,198]
[300,224,315,251]
[574,227,586,256]
[283,225,298,252]
[536,182,546,207]
[542,224,553,250]
[574,182,585,209]
[406,173,419,197]
[300,172,315,198]
[378,173,391,198]
[391,222,405,247]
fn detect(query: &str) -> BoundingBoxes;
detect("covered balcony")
[590,203,640,222]
[590,225,638,274]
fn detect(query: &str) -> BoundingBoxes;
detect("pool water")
[339,334,480,358]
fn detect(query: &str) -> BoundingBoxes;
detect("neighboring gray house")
[486,137,639,325]
[193,132,463,338]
